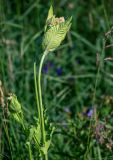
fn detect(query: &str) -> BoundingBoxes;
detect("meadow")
[0,0,113,159]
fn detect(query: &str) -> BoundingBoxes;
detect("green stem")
[34,50,48,160]
[34,62,40,121]
[38,50,48,145]
[44,154,48,160]
[27,142,33,160]
[17,113,33,160]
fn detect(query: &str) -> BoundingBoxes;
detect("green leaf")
[47,5,53,21]
[45,5,54,31]
[11,112,23,124]
[40,125,55,154]
[27,120,41,146]
[12,113,20,123]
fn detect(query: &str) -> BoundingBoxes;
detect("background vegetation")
[0,0,113,159]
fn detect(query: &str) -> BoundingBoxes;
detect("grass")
[0,0,113,159]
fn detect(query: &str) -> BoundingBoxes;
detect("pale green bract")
[42,6,72,51]
[8,94,24,124]
[8,94,22,113]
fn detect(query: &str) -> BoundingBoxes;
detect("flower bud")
[8,94,22,113]
[42,6,72,51]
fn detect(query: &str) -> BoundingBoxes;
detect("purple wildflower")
[86,108,93,117]
[56,67,62,76]
[42,61,54,74]
[83,108,94,118]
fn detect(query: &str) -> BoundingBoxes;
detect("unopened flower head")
[42,5,72,52]
[8,94,22,113]
[47,16,65,27]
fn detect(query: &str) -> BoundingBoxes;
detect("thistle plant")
[8,5,72,160]
[33,5,71,159]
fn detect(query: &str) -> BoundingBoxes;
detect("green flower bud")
[8,94,22,113]
[42,6,72,51]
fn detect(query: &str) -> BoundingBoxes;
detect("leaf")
[40,125,55,154]
[47,5,53,21]
[12,113,20,123]
[28,122,41,145]
[45,5,54,31]
[11,112,23,124]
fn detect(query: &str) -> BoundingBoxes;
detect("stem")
[34,50,48,160]
[44,154,48,160]
[38,50,48,145]
[27,142,33,160]
[34,62,40,121]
